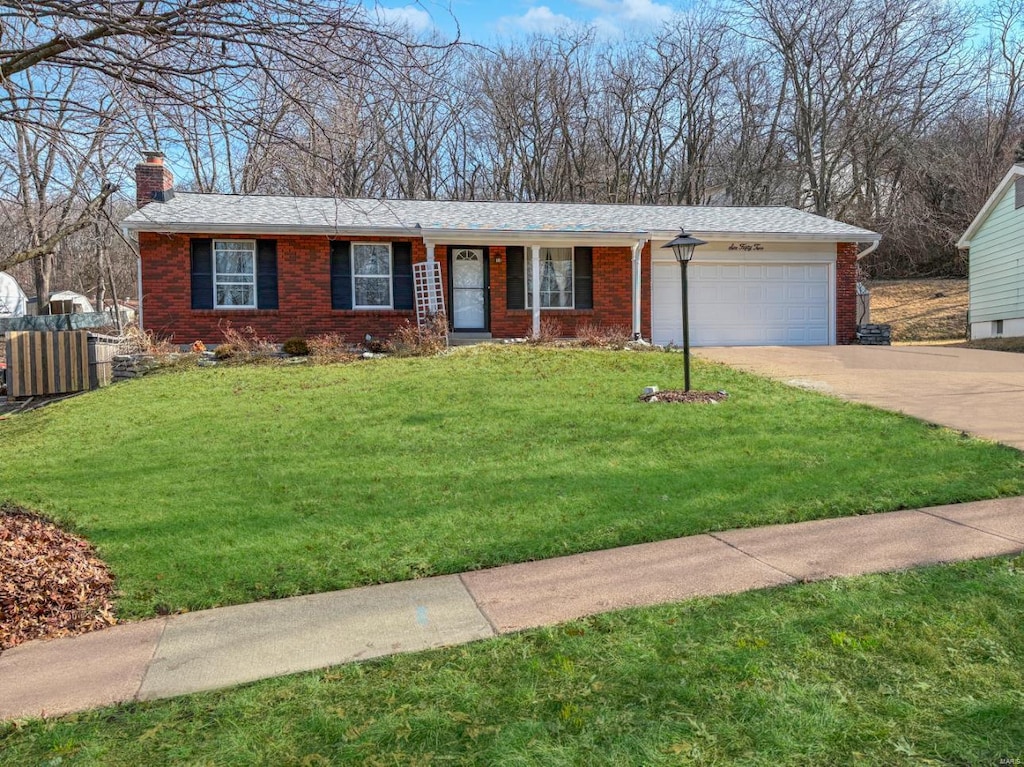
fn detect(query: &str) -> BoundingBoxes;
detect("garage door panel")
[652,261,832,347]
[719,285,742,302]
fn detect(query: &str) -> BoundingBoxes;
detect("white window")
[527,247,574,309]
[214,240,256,308]
[353,243,393,309]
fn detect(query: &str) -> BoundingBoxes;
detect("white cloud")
[573,0,675,36]
[615,0,673,24]
[498,5,577,34]
[376,4,434,34]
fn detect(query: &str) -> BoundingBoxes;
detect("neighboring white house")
[958,163,1024,340]
[26,290,96,316]
[0,271,28,317]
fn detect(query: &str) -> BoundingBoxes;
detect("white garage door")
[651,262,832,346]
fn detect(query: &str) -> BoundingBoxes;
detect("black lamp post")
[662,229,706,391]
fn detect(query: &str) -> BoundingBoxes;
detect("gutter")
[120,221,882,246]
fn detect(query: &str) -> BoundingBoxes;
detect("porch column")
[531,244,541,337]
[424,241,435,263]
[631,240,644,340]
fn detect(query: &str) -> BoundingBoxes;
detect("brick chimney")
[135,150,174,208]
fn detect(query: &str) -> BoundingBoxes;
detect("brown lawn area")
[867,279,967,342]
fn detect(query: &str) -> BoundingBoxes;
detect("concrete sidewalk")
[3,496,1023,721]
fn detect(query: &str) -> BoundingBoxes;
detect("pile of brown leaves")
[639,390,729,404]
[0,507,117,651]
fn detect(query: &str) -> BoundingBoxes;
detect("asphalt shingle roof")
[121,193,879,240]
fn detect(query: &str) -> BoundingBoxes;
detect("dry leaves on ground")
[0,507,117,651]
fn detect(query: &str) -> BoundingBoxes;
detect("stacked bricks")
[856,324,892,345]
[134,152,174,208]
[835,242,859,344]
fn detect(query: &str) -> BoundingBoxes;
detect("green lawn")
[1,345,1021,618]
[3,555,1023,765]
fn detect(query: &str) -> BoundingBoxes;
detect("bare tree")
[0,0,458,267]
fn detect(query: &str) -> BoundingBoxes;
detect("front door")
[450,247,488,330]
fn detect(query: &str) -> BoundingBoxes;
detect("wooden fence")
[5,331,117,398]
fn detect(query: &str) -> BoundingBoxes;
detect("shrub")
[282,337,310,356]
[216,322,277,362]
[575,322,634,348]
[213,343,237,360]
[115,324,176,356]
[526,317,563,345]
[387,313,449,357]
[308,333,357,364]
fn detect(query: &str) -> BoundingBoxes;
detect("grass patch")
[0,345,1021,618]
[967,337,1024,354]
[3,555,1023,765]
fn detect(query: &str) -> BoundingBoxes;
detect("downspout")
[631,240,644,340]
[136,255,144,332]
[122,225,144,332]
[855,241,879,260]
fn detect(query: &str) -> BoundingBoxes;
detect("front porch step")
[448,332,493,346]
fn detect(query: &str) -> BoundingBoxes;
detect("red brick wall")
[488,245,636,338]
[139,232,424,344]
[641,242,652,340]
[140,233,638,344]
[836,242,858,344]
[141,233,855,345]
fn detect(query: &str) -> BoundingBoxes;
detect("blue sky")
[374,0,682,42]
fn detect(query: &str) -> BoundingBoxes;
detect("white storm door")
[452,248,486,330]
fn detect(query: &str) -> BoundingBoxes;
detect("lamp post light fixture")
[662,229,707,392]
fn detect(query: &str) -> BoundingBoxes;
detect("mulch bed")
[0,507,117,652]
[639,390,729,404]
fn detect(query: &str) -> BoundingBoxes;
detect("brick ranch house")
[122,152,880,346]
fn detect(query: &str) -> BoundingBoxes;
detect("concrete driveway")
[696,345,1024,451]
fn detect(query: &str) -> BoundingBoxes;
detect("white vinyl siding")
[968,182,1024,325]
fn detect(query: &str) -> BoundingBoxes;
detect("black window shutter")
[574,247,593,309]
[392,242,413,310]
[330,241,352,310]
[506,246,525,310]
[256,240,278,309]
[1016,177,1024,210]
[190,239,214,310]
